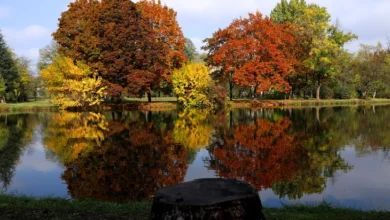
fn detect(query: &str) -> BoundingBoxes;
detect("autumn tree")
[41,56,106,109]
[271,1,357,99]
[173,63,225,108]
[203,12,298,100]
[53,0,185,102]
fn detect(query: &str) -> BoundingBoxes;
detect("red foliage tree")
[136,0,186,101]
[203,12,298,98]
[53,0,185,101]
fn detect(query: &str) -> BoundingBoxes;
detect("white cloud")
[0,7,11,19]
[2,25,50,45]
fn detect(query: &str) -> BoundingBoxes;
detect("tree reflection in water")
[44,111,188,203]
[206,109,353,200]
[39,105,390,202]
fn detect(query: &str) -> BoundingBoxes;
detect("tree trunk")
[229,81,233,101]
[316,85,321,100]
[289,88,293,100]
[147,92,152,102]
[373,91,377,99]
[150,178,265,220]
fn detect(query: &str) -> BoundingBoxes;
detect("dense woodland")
[0,0,389,109]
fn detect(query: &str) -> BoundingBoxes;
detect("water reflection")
[50,111,188,202]
[0,105,390,209]
[0,114,39,189]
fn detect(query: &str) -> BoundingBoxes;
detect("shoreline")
[1,98,389,113]
[1,194,389,220]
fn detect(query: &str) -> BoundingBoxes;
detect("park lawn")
[124,97,178,102]
[0,100,57,112]
[229,98,390,108]
[1,194,390,220]
[1,98,390,112]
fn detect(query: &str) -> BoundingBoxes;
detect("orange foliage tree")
[203,12,298,100]
[53,0,185,101]
[136,0,186,101]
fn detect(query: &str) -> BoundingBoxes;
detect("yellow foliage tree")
[41,56,106,109]
[172,63,213,108]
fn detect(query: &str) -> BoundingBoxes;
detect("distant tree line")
[2,0,389,108]
[0,32,45,103]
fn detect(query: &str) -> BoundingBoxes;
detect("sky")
[0,0,389,72]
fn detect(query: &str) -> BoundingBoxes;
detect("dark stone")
[150,178,265,220]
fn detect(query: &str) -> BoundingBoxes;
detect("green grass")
[1,194,390,220]
[229,98,390,109]
[124,97,178,102]
[0,100,57,112]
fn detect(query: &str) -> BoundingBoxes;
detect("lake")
[1,105,390,210]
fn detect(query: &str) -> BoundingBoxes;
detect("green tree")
[353,43,390,99]
[37,41,59,72]
[271,0,307,24]
[184,38,198,62]
[271,1,357,99]
[14,56,34,102]
[0,76,6,103]
[0,31,19,102]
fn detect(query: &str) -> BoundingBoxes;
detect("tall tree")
[0,31,18,102]
[0,76,5,103]
[14,56,33,102]
[203,12,298,100]
[135,0,186,102]
[271,1,357,99]
[53,0,185,102]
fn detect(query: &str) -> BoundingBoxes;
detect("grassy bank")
[1,98,389,112]
[0,99,177,112]
[229,98,390,109]
[0,100,58,113]
[1,194,390,220]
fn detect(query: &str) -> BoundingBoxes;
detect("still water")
[1,106,390,210]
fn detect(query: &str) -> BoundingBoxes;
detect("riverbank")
[0,100,58,113]
[1,98,389,113]
[228,98,390,109]
[1,194,390,220]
